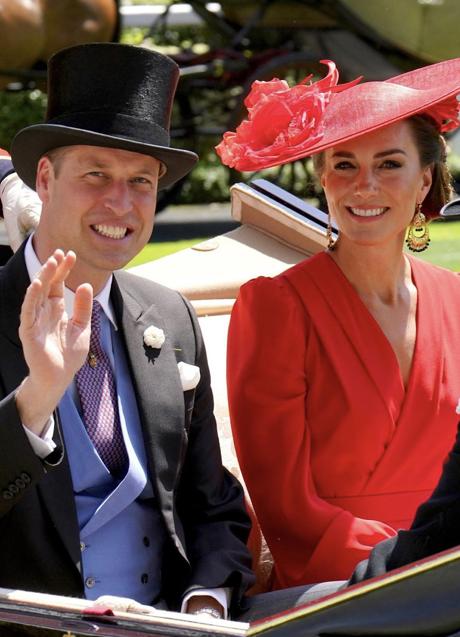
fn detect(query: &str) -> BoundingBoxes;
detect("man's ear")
[35,157,53,203]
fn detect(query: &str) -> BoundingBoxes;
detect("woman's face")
[320,120,433,248]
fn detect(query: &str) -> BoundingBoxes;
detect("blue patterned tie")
[75,301,128,476]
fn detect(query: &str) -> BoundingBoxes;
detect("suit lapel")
[111,276,186,542]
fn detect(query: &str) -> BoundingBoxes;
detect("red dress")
[227,252,460,589]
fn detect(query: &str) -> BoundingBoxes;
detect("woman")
[216,58,460,589]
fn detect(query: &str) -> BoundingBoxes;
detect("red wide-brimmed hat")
[216,58,460,172]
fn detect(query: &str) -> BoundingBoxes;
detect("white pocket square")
[177,361,201,391]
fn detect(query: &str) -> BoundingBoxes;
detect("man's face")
[34,145,161,292]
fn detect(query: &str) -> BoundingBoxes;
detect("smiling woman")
[317,120,433,259]
[217,57,460,590]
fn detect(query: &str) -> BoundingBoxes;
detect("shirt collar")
[24,234,118,329]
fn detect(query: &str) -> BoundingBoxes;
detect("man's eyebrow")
[136,166,159,176]
[79,157,107,168]
[79,158,158,175]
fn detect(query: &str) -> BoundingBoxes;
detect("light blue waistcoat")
[58,324,166,604]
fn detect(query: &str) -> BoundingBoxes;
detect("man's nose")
[104,180,133,215]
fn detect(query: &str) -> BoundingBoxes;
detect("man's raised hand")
[16,250,93,435]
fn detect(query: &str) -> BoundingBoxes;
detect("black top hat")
[11,43,198,190]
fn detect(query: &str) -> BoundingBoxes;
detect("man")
[0,42,254,620]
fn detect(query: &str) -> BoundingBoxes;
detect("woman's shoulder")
[410,255,460,288]
[239,252,329,299]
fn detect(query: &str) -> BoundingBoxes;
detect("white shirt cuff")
[23,417,56,459]
[181,587,230,619]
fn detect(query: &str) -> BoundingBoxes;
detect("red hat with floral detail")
[216,58,460,172]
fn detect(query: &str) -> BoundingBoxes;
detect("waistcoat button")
[85,576,96,588]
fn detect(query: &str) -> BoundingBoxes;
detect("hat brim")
[264,79,460,167]
[11,124,198,191]
[389,57,460,92]
[218,57,460,173]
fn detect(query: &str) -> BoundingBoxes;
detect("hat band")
[47,111,171,147]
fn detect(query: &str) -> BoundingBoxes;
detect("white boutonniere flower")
[177,361,201,391]
[143,325,165,349]
[456,398,460,415]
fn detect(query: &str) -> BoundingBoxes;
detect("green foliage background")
[0,90,47,151]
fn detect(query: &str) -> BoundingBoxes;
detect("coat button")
[8,483,19,495]
[20,472,31,484]
[85,577,96,588]
[2,490,13,500]
[143,537,150,547]
[141,573,149,584]
[15,477,25,489]
[80,542,86,552]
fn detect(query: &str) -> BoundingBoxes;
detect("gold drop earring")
[406,203,430,252]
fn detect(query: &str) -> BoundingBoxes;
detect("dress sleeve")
[227,276,395,587]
